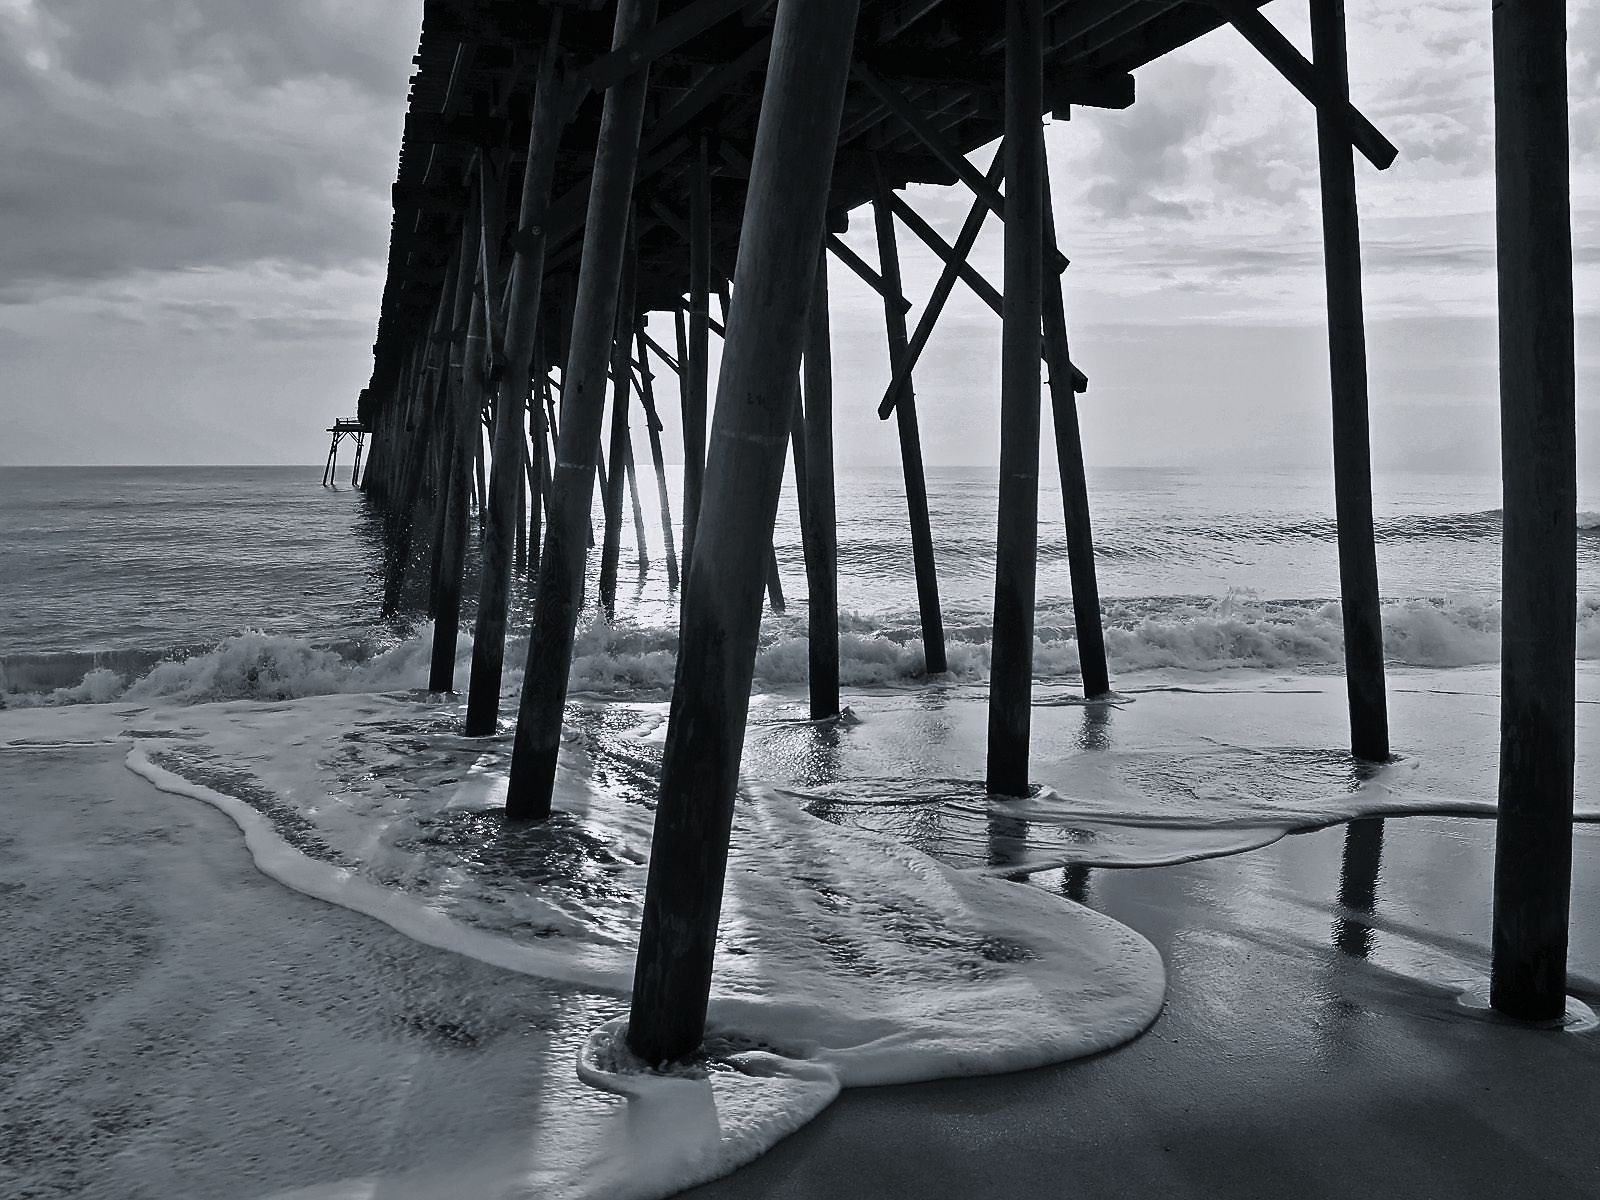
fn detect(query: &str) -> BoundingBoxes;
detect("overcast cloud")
[0,0,1596,478]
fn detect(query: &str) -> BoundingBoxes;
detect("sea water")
[3,463,1599,1197]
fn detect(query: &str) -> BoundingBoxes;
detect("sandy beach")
[5,698,1599,1199]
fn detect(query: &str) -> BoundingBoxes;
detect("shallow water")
[4,464,1599,1197]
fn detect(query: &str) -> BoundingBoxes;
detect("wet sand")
[5,740,1599,1198]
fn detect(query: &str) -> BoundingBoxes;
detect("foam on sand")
[102,688,1166,1199]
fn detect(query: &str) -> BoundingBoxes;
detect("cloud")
[0,0,416,297]
[1079,61,1219,221]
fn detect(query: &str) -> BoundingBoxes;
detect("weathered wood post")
[681,130,713,575]
[466,19,568,736]
[986,0,1044,798]
[870,159,947,674]
[636,329,681,590]
[765,547,786,612]
[625,431,650,574]
[600,217,641,617]
[429,208,487,693]
[627,0,859,1066]
[1041,174,1110,699]
[803,244,840,718]
[506,0,661,818]
[1312,0,1389,762]
[1490,0,1577,1021]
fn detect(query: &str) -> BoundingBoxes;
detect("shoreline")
[4,672,1599,1198]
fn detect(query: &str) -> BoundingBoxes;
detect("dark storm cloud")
[0,1,415,298]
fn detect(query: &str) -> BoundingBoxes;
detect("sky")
[0,0,1597,482]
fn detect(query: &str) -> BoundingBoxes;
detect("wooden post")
[986,0,1043,798]
[506,0,661,818]
[765,546,786,613]
[600,217,640,617]
[351,432,364,487]
[627,0,859,1067]
[682,129,712,575]
[430,208,486,693]
[625,429,650,574]
[803,244,839,718]
[465,17,568,736]
[1313,0,1389,763]
[870,161,947,674]
[636,329,681,590]
[473,423,488,527]
[1041,173,1110,699]
[1490,0,1577,1021]
[515,453,527,574]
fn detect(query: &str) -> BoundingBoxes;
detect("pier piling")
[627,0,859,1066]
[1489,0,1577,1021]
[870,158,947,675]
[802,245,840,719]
[465,16,567,736]
[1041,172,1110,700]
[507,0,661,818]
[986,0,1045,799]
[1313,0,1389,764]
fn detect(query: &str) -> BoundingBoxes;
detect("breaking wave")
[6,592,1599,708]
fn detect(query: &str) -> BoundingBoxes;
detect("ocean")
[3,462,1599,1197]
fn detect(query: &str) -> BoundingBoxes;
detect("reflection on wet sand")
[1334,817,1386,959]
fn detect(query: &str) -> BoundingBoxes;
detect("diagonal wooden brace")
[1209,0,1397,170]
[852,60,1071,273]
[826,233,914,314]
[875,188,1088,417]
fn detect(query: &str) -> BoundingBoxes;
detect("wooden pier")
[348,0,1581,1052]
[321,417,369,487]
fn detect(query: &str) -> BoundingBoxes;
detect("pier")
[349,0,1580,1055]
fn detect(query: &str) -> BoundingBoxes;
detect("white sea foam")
[10,658,1597,1198]
[113,687,1167,1199]
[14,592,1598,710]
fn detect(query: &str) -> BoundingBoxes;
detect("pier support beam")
[627,0,858,1066]
[871,160,947,674]
[1489,0,1577,1021]
[429,211,487,693]
[600,216,640,618]
[1313,0,1389,763]
[802,245,840,719]
[507,0,660,818]
[465,17,567,736]
[986,0,1044,799]
[1042,174,1109,699]
[681,130,712,576]
[637,330,681,591]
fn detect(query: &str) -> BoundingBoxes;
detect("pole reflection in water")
[1333,816,1385,958]
[986,806,1030,880]
[1061,862,1091,904]
[1079,699,1114,752]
